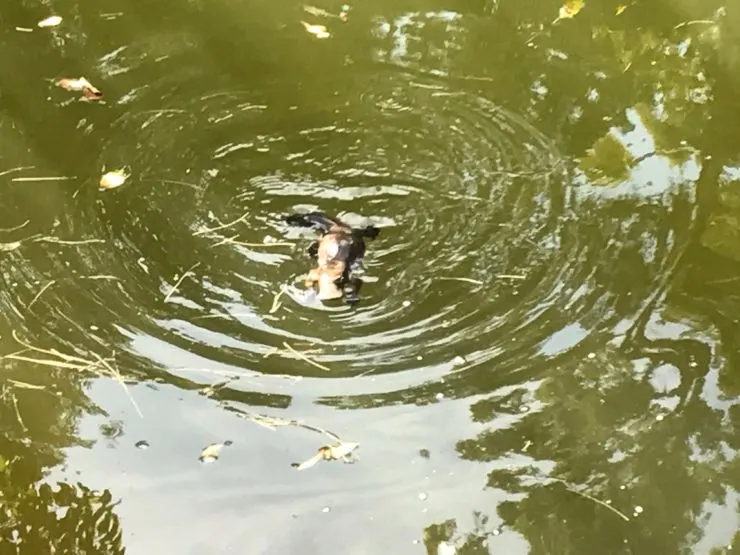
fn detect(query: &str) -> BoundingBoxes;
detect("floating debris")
[339,4,350,22]
[164,262,200,302]
[303,5,334,17]
[11,175,77,182]
[269,287,285,314]
[198,440,232,463]
[292,441,359,470]
[135,440,150,450]
[301,21,330,39]
[557,0,585,20]
[0,241,22,252]
[99,168,129,190]
[56,77,103,101]
[38,15,63,28]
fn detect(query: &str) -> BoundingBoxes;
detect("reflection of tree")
[0,359,124,552]
[0,473,124,554]
[421,513,495,554]
[456,343,733,553]
[356,1,740,553]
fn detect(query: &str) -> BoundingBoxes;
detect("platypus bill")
[285,212,380,303]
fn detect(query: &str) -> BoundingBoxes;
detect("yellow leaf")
[99,169,129,190]
[301,21,330,39]
[38,16,63,28]
[558,0,585,20]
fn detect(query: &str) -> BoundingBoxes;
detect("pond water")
[1,0,740,553]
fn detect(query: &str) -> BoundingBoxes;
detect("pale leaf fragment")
[301,21,330,39]
[198,441,231,463]
[293,441,359,470]
[99,169,129,190]
[56,77,103,100]
[0,241,22,252]
[558,0,585,20]
[38,16,63,28]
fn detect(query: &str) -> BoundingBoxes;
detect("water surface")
[1,0,740,553]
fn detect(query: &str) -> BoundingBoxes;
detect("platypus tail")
[285,212,340,233]
[286,211,380,239]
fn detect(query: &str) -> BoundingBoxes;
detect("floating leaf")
[198,441,231,463]
[56,77,103,101]
[301,21,331,39]
[0,241,22,252]
[38,16,63,28]
[558,0,585,20]
[99,169,129,190]
[616,4,628,15]
[292,441,359,470]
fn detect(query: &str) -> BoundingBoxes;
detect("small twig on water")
[0,166,35,178]
[91,351,144,419]
[28,280,57,309]
[269,288,285,314]
[7,379,46,390]
[28,276,120,310]
[34,236,105,245]
[282,342,331,372]
[193,212,249,236]
[11,176,78,182]
[495,274,526,280]
[210,234,240,247]
[4,331,142,418]
[550,478,630,522]
[0,220,30,233]
[83,275,120,281]
[437,277,483,285]
[164,262,200,302]
[11,393,28,432]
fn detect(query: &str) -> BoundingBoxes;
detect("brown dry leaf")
[301,21,330,39]
[56,77,103,101]
[99,169,129,190]
[38,16,63,28]
[292,441,359,470]
[558,0,585,20]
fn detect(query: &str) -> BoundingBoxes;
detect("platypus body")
[286,212,380,303]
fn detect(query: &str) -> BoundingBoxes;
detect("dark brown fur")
[286,212,379,303]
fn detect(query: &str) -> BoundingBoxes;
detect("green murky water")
[1,0,740,553]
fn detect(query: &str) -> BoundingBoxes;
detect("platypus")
[285,212,380,303]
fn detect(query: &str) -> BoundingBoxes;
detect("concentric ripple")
[67,66,587,378]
